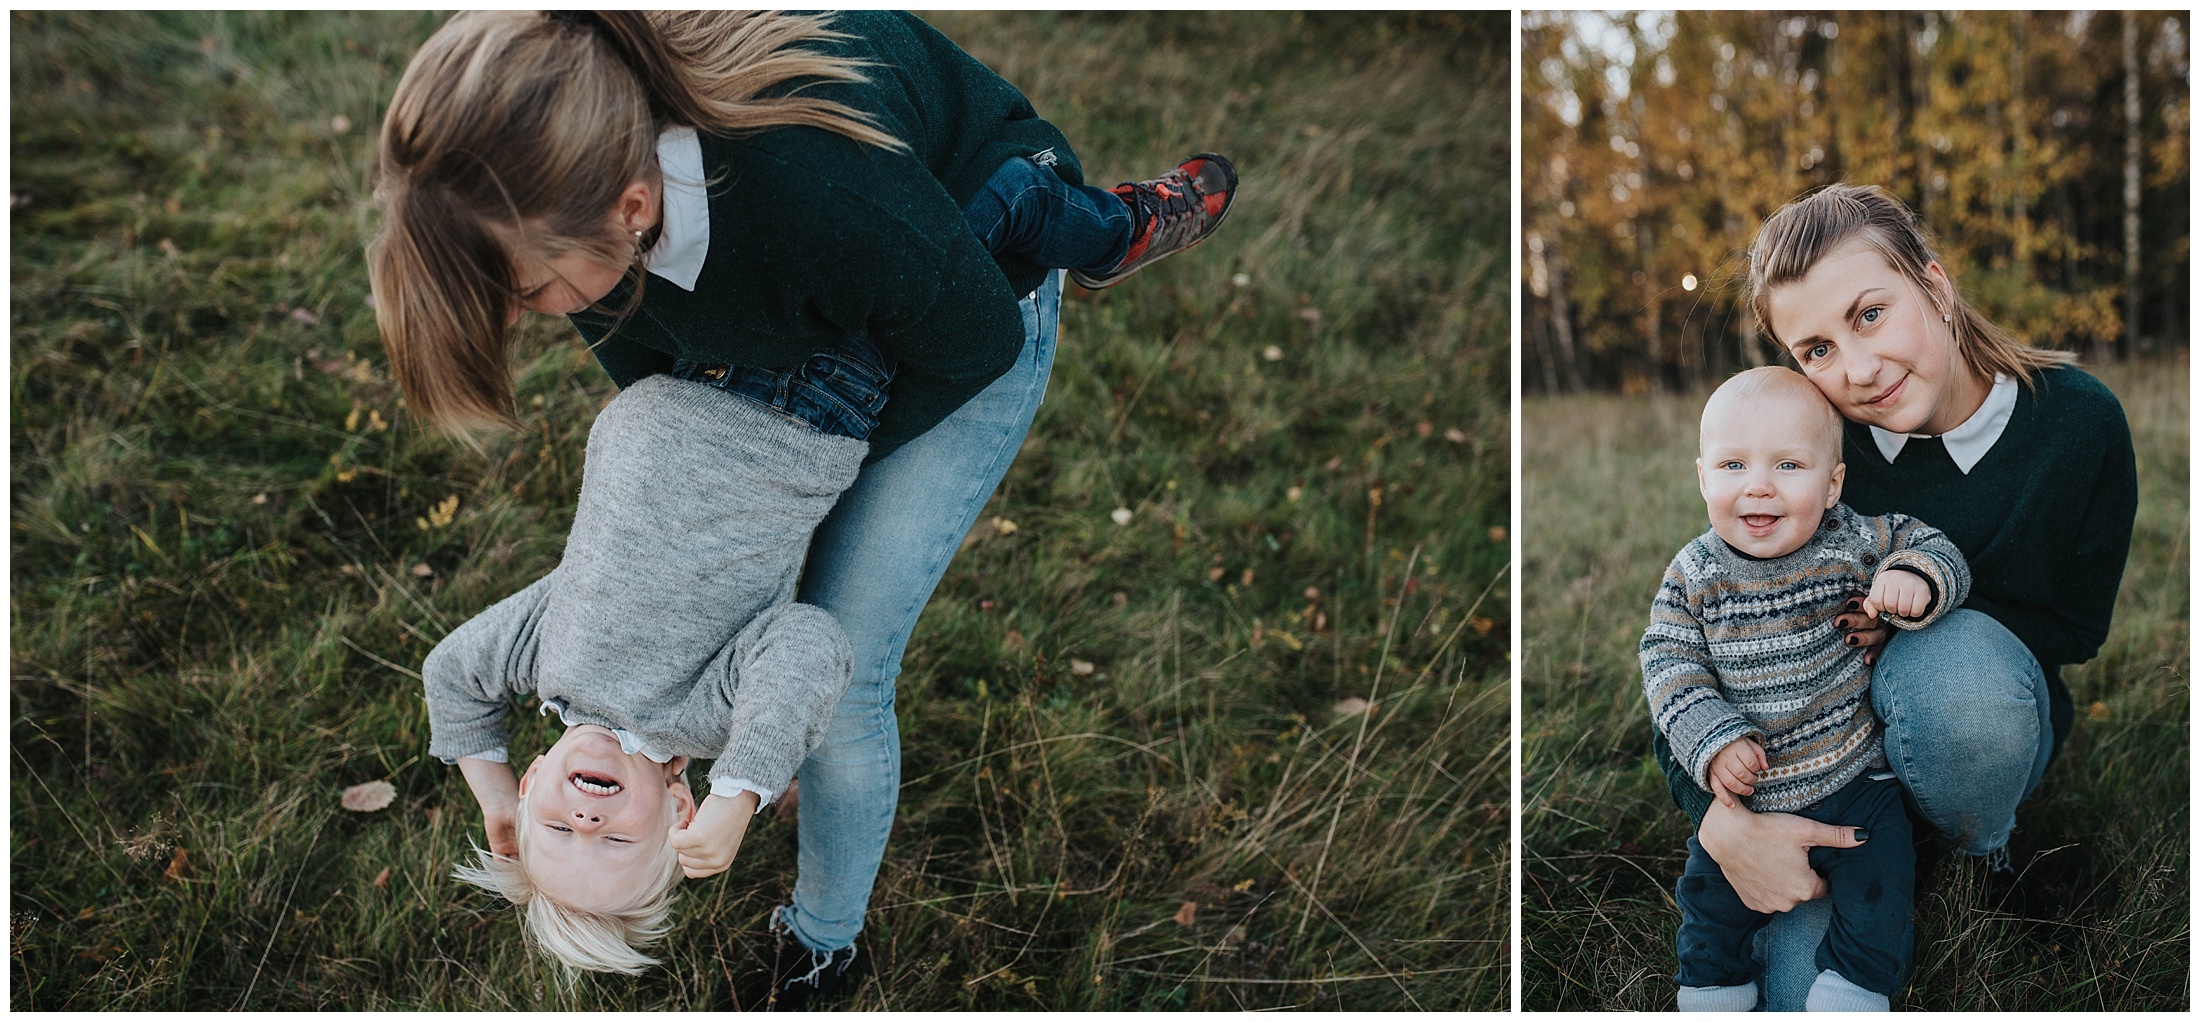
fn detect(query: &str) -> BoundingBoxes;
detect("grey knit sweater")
[423,375,863,798]
[1640,503,1970,813]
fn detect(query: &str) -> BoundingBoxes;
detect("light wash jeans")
[1752,609,2053,1009]
[775,270,1062,954]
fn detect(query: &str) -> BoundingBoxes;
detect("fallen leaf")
[1233,878,1256,892]
[372,867,391,889]
[158,238,179,259]
[1110,592,1129,609]
[410,563,434,578]
[2088,700,2110,721]
[1240,568,1254,586]
[163,846,190,882]
[1231,272,1250,287]
[1333,697,1372,716]
[992,517,1019,535]
[1262,344,1284,361]
[289,307,320,327]
[1286,485,1303,502]
[1304,586,1321,601]
[329,114,352,134]
[1173,901,1198,926]
[1489,526,1507,543]
[1296,306,1322,325]
[1110,507,1133,526]
[1207,567,1226,581]
[341,780,397,812]
[1416,421,1434,437]
[1471,617,1496,636]
[1069,659,1096,676]
[1444,427,1469,444]
[251,492,268,505]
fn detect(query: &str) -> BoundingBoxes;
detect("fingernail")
[1846,636,1858,646]
[1854,828,1870,843]
[1846,599,1860,610]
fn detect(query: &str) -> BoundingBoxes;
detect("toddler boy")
[1641,366,1970,1011]
[423,372,864,976]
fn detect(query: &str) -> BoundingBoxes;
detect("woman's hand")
[1835,598,1894,666]
[1697,798,1868,914]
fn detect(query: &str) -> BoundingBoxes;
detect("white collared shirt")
[641,126,710,292]
[1868,373,2016,474]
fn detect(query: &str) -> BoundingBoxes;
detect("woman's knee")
[1871,610,2045,745]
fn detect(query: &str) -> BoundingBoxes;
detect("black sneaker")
[1069,153,1238,290]
[735,911,861,1011]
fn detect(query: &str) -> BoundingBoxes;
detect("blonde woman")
[1654,184,2137,1009]
[370,10,1236,1005]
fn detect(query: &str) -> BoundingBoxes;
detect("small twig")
[338,634,423,681]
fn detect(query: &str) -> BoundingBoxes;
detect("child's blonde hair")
[449,790,686,979]
[369,10,904,440]
[1747,183,2076,388]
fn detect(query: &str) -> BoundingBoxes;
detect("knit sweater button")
[1861,553,1878,567]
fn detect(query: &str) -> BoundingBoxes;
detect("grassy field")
[9,11,1510,1010]
[1521,357,2189,1009]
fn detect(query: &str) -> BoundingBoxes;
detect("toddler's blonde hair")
[450,790,686,979]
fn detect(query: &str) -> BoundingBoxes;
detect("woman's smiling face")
[1764,237,1984,436]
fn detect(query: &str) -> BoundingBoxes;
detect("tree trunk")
[2122,11,2142,359]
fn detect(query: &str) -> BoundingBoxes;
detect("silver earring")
[1942,312,1952,323]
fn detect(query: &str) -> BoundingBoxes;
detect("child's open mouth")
[570,771,622,796]
[1740,514,1780,534]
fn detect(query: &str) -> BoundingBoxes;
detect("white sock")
[1804,969,1890,1012]
[1677,981,1758,1011]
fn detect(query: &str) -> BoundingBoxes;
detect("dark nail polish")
[1846,635,1858,646]
[1846,599,1860,611]
[1854,828,1870,843]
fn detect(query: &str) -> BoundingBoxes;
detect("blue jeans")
[666,334,894,441]
[961,156,1131,276]
[773,269,1062,954]
[1751,609,2052,1009]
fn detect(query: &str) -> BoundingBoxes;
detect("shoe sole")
[1070,153,1237,290]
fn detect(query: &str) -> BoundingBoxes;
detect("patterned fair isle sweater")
[1640,503,1970,813]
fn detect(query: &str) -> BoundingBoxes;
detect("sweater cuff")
[707,776,778,811]
[1878,549,1959,629]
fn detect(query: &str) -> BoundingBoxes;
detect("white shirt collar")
[1868,373,2016,473]
[642,126,709,292]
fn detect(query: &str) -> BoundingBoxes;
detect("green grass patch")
[11,11,1509,1009]
[1520,357,2189,1009]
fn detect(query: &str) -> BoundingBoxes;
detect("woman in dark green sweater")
[1657,184,2137,1009]
[369,11,1235,1004]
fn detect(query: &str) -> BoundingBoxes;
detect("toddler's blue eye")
[1804,343,1831,362]
[1778,460,1802,470]
[1860,307,1880,324]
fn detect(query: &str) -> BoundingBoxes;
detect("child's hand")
[1860,569,1932,622]
[481,801,520,859]
[1707,737,1766,809]
[668,790,761,879]
[457,756,522,858]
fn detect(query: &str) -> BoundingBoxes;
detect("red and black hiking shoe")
[1070,152,1238,290]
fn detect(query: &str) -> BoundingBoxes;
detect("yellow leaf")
[2088,701,2111,721]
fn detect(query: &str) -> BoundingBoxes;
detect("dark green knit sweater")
[1656,365,2138,827]
[571,11,1083,461]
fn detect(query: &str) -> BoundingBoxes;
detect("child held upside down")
[423,370,867,977]
[1640,366,1971,1012]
